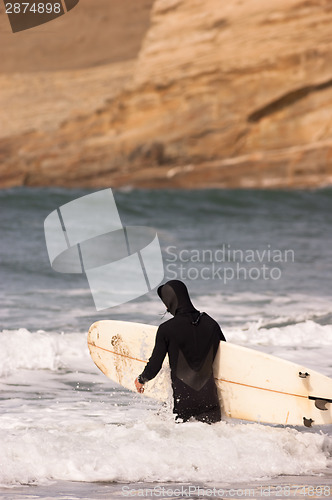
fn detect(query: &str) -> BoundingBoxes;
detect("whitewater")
[1,187,332,498]
[1,321,332,488]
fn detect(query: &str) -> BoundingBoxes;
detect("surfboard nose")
[88,322,100,345]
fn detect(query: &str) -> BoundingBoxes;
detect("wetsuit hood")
[157,280,197,316]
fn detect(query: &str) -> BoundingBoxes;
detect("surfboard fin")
[314,399,329,411]
[308,396,332,411]
[303,417,314,427]
[299,371,310,378]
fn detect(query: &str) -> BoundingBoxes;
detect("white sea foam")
[0,414,331,487]
[0,329,89,377]
[226,320,332,348]
[0,326,332,487]
[195,292,332,325]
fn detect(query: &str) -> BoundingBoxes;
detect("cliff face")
[2,0,332,188]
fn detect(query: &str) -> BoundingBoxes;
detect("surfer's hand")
[135,378,144,393]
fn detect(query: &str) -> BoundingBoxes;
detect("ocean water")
[1,187,332,499]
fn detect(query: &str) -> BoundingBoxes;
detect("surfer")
[135,280,225,423]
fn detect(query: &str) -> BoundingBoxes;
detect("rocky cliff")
[2,0,332,188]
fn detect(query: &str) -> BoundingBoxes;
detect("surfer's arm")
[219,327,226,342]
[138,327,168,383]
[215,323,226,342]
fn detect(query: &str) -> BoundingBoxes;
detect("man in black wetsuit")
[134,280,226,423]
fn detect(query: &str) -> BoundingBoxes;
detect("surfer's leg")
[194,405,221,424]
[174,410,191,423]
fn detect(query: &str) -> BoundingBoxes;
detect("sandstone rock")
[0,61,133,140]
[2,0,332,188]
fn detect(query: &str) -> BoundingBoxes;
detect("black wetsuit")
[139,280,226,423]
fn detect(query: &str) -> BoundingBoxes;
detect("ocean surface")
[1,187,332,499]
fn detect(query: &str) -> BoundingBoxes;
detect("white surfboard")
[88,320,332,427]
